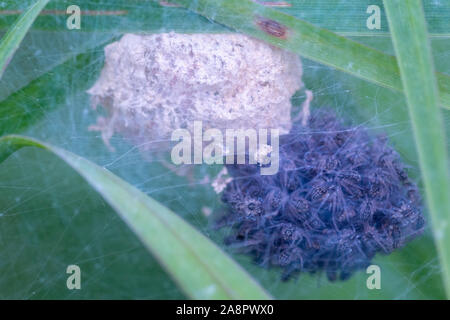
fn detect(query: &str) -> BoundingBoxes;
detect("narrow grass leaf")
[0,43,114,135]
[167,0,450,109]
[0,0,49,79]
[1,0,449,37]
[383,0,450,297]
[0,135,272,300]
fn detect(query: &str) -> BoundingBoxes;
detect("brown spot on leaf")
[255,16,288,38]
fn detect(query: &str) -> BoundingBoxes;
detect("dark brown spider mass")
[216,110,425,281]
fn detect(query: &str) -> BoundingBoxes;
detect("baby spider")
[366,168,394,200]
[308,178,347,226]
[285,189,310,216]
[316,155,341,172]
[278,158,302,192]
[236,197,264,221]
[277,222,312,248]
[362,223,393,254]
[263,187,284,212]
[335,170,363,198]
[308,178,329,201]
[359,198,378,222]
[275,246,304,273]
[241,178,264,198]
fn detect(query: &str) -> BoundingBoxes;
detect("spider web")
[0,0,449,299]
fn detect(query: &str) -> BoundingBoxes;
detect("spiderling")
[216,110,425,281]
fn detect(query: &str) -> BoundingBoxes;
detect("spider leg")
[368,230,389,253]
[316,192,330,212]
[330,194,340,231]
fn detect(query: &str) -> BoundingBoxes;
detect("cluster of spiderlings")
[217,110,425,281]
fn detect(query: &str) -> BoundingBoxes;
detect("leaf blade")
[0,0,50,78]
[1,0,450,36]
[167,0,450,109]
[383,0,450,297]
[0,134,272,300]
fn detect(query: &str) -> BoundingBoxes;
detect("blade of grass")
[0,42,114,135]
[0,31,117,103]
[383,0,450,297]
[0,0,450,109]
[0,0,49,79]
[167,0,450,109]
[1,0,450,37]
[0,135,272,300]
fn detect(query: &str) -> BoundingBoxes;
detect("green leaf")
[0,45,108,135]
[166,0,450,109]
[383,0,450,297]
[0,134,272,300]
[0,0,49,79]
[1,0,449,37]
[0,31,117,102]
